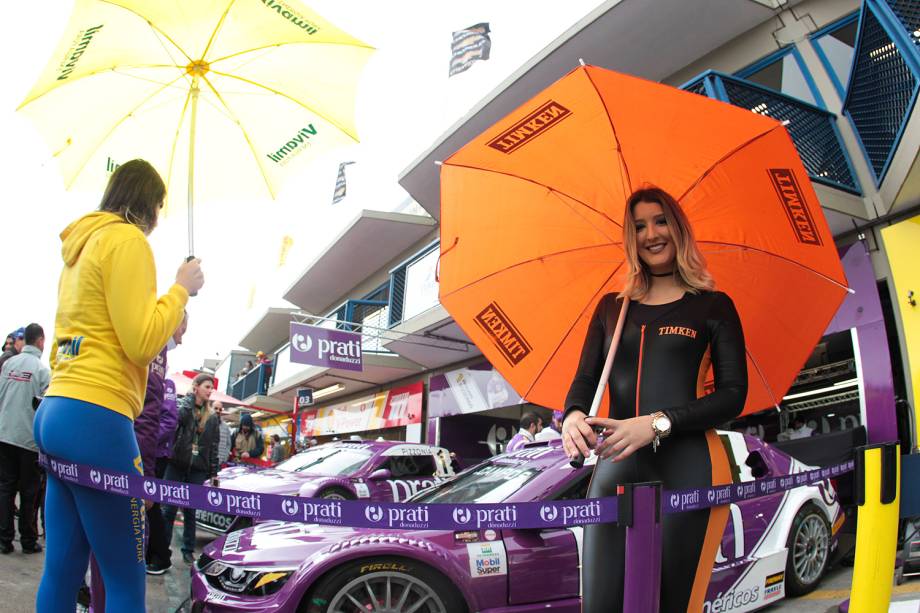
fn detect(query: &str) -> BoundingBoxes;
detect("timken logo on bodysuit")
[658,326,697,339]
[487,101,572,154]
[474,303,533,366]
[768,169,822,246]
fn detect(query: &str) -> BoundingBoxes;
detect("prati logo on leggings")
[50,459,79,482]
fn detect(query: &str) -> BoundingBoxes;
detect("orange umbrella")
[439,65,848,417]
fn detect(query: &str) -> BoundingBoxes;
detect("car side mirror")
[368,468,392,480]
[745,451,770,479]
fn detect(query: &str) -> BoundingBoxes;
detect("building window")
[812,13,860,98]
[736,48,821,107]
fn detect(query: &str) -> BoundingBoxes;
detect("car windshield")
[411,462,541,504]
[274,447,373,476]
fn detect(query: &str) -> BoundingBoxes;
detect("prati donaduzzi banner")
[290,322,363,371]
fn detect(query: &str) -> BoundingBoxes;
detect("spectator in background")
[231,413,264,462]
[0,328,25,373]
[270,434,285,463]
[163,373,220,564]
[506,412,542,452]
[0,324,50,554]
[781,416,814,441]
[136,311,187,575]
[535,410,563,442]
[211,400,231,465]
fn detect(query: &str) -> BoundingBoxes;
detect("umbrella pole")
[571,296,630,468]
[187,77,200,258]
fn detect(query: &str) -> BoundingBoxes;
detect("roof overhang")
[267,352,425,406]
[283,210,436,313]
[382,304,481,369]
[238,307,300,353]
[238,394,293,413]
[399,0,796,219]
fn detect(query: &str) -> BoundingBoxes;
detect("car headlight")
[199,560,295,596]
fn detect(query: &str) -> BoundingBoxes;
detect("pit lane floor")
[0,522,216,613]
[1,531,919,612]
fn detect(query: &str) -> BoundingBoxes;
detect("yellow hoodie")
[47,212,188,420]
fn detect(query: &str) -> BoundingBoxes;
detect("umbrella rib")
[18,65,184,110]
[439,243,622,302]
[581,67,633,198]
[209,69,359,143]
[99,0,193,64]
[677,124,785,203]
[202,0,238,59]
[65,74,189,189]
[209,40,375,66]
[697,240,851,292]
[522,262,625,403]
[745,347,781,411]
[443,162,622,230]
[198,75,277,199]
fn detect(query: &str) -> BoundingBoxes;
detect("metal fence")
[843,0,920,182]
[682,71,860,193]
[229,363,270,400]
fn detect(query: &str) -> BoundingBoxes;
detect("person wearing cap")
[0,328,25,373]
[535,410,563,442]
[231,413,264,462]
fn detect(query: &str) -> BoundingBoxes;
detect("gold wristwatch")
[651,411,672,452]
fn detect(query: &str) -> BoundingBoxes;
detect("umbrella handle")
[186,255,198,297]
[570,296,631,468]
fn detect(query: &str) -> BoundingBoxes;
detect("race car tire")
[785,503,831,596]
[318,487,353,500]
[300,556,467,613]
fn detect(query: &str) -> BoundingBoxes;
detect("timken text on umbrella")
[488,101,572,154]
[475,302,533,366]
[768,168,823,246]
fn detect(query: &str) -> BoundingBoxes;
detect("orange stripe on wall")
[687,430,732,612]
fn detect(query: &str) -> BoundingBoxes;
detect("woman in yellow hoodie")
[33,160,204,612]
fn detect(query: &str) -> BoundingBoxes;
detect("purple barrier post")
[622,482,662,613]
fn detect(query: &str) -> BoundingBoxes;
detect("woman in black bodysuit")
[563,186,748,613]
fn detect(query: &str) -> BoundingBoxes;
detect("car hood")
[217,469,311,495]
[206,521,448,568]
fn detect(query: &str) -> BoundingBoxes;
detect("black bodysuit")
[565,290,747,613]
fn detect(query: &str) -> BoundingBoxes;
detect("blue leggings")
[33,397,145,613]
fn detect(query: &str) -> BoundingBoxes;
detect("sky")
[0,0,601,374]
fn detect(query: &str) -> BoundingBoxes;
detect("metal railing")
[229,363,271,400]
[682,71,860,193]
[842,0,920,183]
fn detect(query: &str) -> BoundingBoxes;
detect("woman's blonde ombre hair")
[620,186,714,302]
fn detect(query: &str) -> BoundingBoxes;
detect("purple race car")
[197,441,455,533]
[190,432,844,613]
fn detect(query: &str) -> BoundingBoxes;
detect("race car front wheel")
[785,503,831,596]
[318,487,353,500]
[301,556,467,613]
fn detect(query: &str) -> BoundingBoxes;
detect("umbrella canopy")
[439,65,848,417]
[19,0,373,252]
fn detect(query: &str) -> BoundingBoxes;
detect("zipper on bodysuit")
[635,324,646,417]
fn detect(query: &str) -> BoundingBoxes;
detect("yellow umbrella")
[19,0,373,254]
